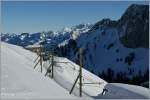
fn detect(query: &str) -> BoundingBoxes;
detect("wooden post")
[79,48,83,97]
[40,55,42,73]
[34,59,40,69]
[45,63,52,76]
[40,45,43,73]
[34,55,40,63]
[45,52,52,77]
[51,52,54,78]
[69,74,80,94]
[33,47,43,71]
[69,48,83,97]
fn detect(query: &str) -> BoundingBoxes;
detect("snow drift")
[1,42,77,99]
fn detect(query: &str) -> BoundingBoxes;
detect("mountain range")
[1,4,149,87]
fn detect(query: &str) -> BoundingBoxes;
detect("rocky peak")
[117,4,149,48]
[90,18,117,31]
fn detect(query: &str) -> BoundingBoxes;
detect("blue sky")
[2,1,149,34]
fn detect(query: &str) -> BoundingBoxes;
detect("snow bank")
[51,57,107,97]
[94,83,149,99]
[1,42,77,99]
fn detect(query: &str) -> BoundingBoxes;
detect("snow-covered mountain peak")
[1,23,92,48]
[56,4,149,89]
[62,27,72,33]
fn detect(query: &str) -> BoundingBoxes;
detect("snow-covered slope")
[1,42,149,99]
[95,83,149,99]
[76,27,148,74]
[1,42,106,99]
[1,42,78,99]
[48,57,107,97]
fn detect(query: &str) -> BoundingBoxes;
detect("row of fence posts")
[33,43,43,73]
[33,42,83,97]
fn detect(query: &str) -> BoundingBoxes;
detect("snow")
[58,39,70,47]
[20,35,26,40]
[62,27,72,33]
[1,42,149,99]
[1,42,77,99]
[25,44,41,49]
[48,57,107,97]
[94,83,149,99]
[74,27,148,76]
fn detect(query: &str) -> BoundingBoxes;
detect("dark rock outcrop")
[117,4,149,48]
[90,18,117,31]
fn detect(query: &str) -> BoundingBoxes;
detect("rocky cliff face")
[117,4,149,48]
[90,18,117,31]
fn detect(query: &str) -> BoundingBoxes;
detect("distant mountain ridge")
[1,23,92,48]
